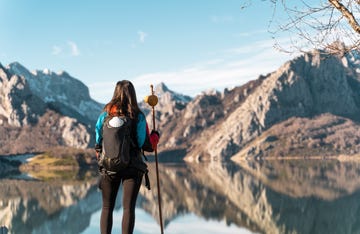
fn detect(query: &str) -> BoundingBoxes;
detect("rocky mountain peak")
[7,62,32,77]
[154,82,192,104]
[155,82,170,93]
[0,62,103,154]
[4,62,102,123]
[140,82,193,127]
[175,49,360,160]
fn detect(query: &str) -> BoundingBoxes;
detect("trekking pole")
[144,84,164,234]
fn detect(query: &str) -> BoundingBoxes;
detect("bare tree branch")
[259,0,360,55]
[328,0,360,33]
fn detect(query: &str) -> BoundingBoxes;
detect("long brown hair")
[104,80,141,119]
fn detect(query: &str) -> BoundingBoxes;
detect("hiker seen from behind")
[95,80,160,234]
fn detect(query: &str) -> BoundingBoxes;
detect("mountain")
[2,46,360,158]
[139,82,192,123]
[0,62,102,155]
[154,48,360,160]
[139,82,193,142]
[6,62,102,123]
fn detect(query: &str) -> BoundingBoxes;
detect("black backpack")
[99,115,135,174]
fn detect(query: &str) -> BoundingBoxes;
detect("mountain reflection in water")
[1,158,360,234]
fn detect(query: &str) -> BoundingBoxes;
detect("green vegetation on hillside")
[20,147,97,181]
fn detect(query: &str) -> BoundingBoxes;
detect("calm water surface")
[1,156,360,234]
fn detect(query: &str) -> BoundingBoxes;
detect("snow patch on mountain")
[7,62,102,122]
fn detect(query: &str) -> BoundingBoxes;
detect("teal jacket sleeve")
[136,112,147,148]
[95,112,107,145]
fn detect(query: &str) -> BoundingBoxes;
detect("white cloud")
[52,45,62,55]
[234,29,268,38]
[164,212,252,234]
[205,59,225,65]
[88,38,296,104]
[132,65,253,99]
[88,81,116,103]
[131,39,294,98]
[51,41,82,57]
[138,30,148,43]
[85,208,251,234]
[0,52,6,59]
[67,41,80,56]
[224,38,276,55]
[211,15,233,24]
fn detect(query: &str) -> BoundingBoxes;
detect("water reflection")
[1,158,360,233]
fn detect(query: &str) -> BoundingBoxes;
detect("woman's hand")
[150,130,160,150]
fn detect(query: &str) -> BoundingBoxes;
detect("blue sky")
[0,0,295,103]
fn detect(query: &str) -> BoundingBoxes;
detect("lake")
[1,155,360,234]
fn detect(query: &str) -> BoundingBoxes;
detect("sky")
[0,0,296,104]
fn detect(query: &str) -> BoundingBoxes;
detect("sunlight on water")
[164,213,255,234]
[82,208,255,234]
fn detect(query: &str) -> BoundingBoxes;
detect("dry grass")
[19,146,97,181]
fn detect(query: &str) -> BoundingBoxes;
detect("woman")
[95,80,159,234]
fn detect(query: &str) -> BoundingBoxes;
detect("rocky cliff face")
[154,49,360,160]
[0,63,46,127]
[200,51,360,159]
[139,82,193,147]
[0,62,102,154]
[7,62,103,123]
[2,46,360,158]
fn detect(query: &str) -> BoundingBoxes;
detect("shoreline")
[232,154,360,162]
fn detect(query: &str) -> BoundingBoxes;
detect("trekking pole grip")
[144,84,158,130]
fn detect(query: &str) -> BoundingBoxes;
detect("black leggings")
[99,169,143,234]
